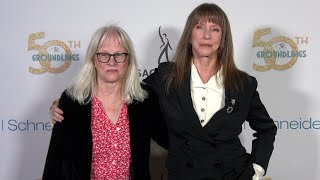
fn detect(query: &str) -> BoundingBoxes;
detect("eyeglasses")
[95,52,129,63]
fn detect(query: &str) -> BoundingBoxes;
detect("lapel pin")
[231,99,235,105]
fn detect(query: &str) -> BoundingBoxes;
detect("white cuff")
[252,163,265,180]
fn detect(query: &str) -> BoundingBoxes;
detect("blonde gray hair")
[66,25,147,105]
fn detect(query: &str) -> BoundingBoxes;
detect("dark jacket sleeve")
[142,83,168,150]
[246,77,277,174]
[143,62,172,95]
[143,62,173,150]
[42,91,71,180]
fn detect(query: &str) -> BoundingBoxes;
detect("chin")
[199,54,214,58]
[103,76,122,83]
[198,50,214,57]
[105,79,121,84]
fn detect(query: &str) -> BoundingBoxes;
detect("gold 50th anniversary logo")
[253,28,308,72]
[28,32,81,74]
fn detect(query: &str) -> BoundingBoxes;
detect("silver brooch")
[227,107,233,114]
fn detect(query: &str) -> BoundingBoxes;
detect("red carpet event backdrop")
[0,0,318,179]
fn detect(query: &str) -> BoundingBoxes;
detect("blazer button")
[185,140,190,145]
[214,163,221,168]
[186,162,194,168]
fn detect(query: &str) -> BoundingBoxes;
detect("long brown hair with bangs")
[165,3,246,93]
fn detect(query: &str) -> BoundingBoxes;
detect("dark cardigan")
[42,87,168,180]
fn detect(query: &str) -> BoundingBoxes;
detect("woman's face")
[94,35,129,84]
[190,20,222,59]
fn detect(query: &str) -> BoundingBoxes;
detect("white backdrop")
[0,0,319,179]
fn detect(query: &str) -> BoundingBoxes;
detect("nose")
[203,29,211,39]
[107,55,117,65]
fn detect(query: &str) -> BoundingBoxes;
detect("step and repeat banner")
[0,0,319,179]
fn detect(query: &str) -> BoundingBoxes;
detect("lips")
[106,69,118,72]
[200,43,212,47]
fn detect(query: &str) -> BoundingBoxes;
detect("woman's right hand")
[49,99,64,124]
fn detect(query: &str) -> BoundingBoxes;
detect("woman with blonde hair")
[43,25,167,180]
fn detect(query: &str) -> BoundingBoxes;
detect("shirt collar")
[191,62,223,93]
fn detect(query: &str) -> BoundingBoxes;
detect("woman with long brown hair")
[144,3,276,180]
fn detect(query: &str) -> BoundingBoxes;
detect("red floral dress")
[90,96,131,180]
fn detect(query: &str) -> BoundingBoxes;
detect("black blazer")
[144,62,277,180]
[42,87,168,180]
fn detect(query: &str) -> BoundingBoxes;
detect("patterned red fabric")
[90,96,131,180]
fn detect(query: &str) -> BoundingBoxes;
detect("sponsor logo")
[1,119,52,132]
[158,26,172,64]
[28,32,81,74]
[253,28,308,71]
[243,118,320,130]
[139,26,173,78]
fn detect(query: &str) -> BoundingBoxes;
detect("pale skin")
[191,20,222,83]
[50,21,222,123]
[93,35,128,124]
[50,35,128,125]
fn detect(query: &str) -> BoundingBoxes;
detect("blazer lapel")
[174,70,215,144]
[205,87,241,129]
